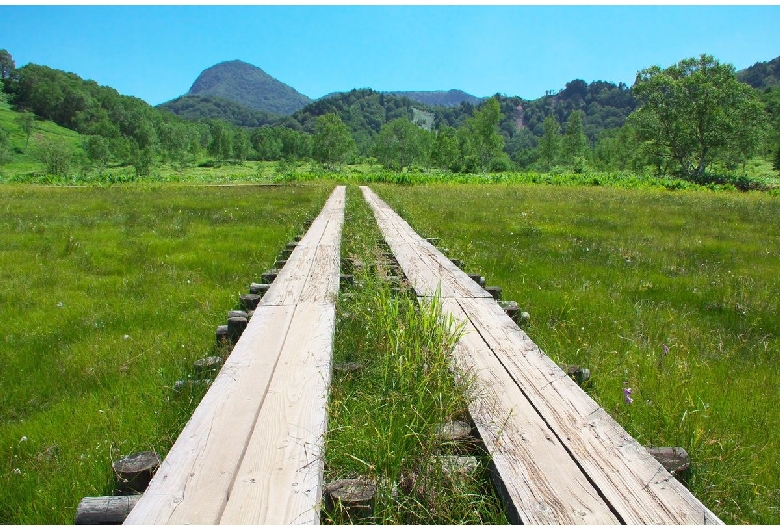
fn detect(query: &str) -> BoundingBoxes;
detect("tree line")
[1,49,778,181]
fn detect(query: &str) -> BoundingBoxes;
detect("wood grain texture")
[457,297,722,525]
[361,185,722,525]
[125,186,344,525]
[442,298,619,525]
[219,303,335,524]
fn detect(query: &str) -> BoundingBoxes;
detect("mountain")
[186,60,312,115]
[384,89,483,107]
[158,94,280,127]
[737,55,780,89]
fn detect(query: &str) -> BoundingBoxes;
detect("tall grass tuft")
[324,186,507,524]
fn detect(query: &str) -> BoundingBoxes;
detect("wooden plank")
[456,297,722,525]
[262,186,345,306]
[126,186,345,525]
[219,302,335,524]
[361,186,489,299]
[441,298,619,525]
[124,305,296,524]
[361,185,722,525]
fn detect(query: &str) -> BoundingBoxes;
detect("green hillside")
[159,94,280,128]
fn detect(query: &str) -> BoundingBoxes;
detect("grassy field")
[0,182,334,524]
[371,183,780,524]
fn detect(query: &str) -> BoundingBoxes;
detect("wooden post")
[425,237,440,246]
[646,447,690,475]
[451,258,463,268]
[239,293,261,311]
[323,478,377,522]
[228,310,248,320]
[194,356,223,374]
[285,242,297,251]
[279,249,293,260]
[215,324,229,344]
[468,274,486,288]
[75,495,141,524]
[261,270,279,284]
[485,286,502,300]
[557,363,591,386]
[112,451,160,494]
[499,300,519,320]
[249,283,270,295]
[274,259,288,269]
[227,316,248,342]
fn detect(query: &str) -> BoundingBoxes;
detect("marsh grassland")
[0,183,333,523]
[373,183,780,524]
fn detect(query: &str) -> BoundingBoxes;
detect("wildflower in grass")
[623,385,633,405]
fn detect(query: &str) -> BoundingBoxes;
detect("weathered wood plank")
[361,185,722,525]
[125,186,345,525]
[262,186,345,306]
[442,298,619,524]
[124,305,297,524]
[219,302,335,524]
[361,186,489,299]
[456,296,722,525]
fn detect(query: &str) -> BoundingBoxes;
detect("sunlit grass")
[0,182,334,523]
[372,183,780,525]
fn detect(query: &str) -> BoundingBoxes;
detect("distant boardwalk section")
[124,186,345,525]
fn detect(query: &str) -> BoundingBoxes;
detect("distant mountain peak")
[187,60,311,115]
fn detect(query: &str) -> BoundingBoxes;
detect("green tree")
[0,49,14,81]
[0,126,11,165]
[463,97,504,172]
[631,54,767,179]
[373,117,427,170]
[312,113,355,170]
[15,111,35,151]
[84,135,110,171]
[539,115,560,170]
[208,121,233,163]
[31,134,73,176]
[431,124,461,172]
[232,129,251,163]
[563,110,588,172]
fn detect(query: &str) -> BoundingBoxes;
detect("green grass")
[371,183,780,525]
[324,186,508,524]
[0,182,334,524]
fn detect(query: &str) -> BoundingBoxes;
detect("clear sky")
[1,4,778,106]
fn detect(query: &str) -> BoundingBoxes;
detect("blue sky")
[1,4,778,106]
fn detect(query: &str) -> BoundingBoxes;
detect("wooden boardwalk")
[124,186,345,525]
[361,185,722,525]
